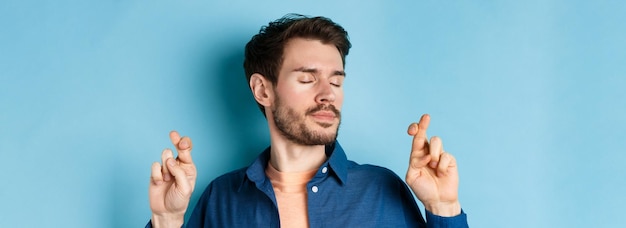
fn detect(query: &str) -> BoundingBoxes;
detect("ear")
[249,73,274,107]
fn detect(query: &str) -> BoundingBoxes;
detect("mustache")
[306,104,341,117]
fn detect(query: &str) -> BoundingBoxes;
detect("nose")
[315,81,336,104]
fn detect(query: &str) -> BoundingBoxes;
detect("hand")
[149,131,197,227]
[406,114,461,216]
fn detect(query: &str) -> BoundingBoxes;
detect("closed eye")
[330,76,344,87]
[298,74,315,84]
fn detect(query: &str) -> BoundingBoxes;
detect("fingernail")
[180,140,188,148]
[164,174,171,182]
[409,124,416,134]
[167,159,175,167]
[429,161,438,168]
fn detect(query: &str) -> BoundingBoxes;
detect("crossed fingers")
[408,114,455,176]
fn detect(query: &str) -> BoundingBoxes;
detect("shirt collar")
[242,141,349,191]
[325,142,348,184]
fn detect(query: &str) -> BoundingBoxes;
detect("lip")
[309,111,336,121]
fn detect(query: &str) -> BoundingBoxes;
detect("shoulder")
[340,161,421,216]
[206,167,248,191]
[193,166,252,210]
[347,160,401,177]
[346,161,406,186]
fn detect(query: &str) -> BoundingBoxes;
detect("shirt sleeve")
[144,220,185,228]
[425,209,469,228]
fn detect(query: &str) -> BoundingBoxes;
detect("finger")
[177,137,194,164]
[166,158,192,196]
[161,149,174,182]
[437,152,454,176]
[416,114,430,139]
[409,114,432,158]
[151,162,163,185]
[170,130,182,145]
[170,131,194,165]
[407,123,418,136]
[429,136,443,169]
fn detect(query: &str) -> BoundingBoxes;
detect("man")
[148,14,468,227]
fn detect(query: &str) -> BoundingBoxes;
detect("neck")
[269,136,328,173]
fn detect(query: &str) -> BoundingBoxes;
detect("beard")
[272,97,341,145]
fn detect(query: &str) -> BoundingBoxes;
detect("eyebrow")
[293,67,346,77]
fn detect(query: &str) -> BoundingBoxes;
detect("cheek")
[334,92,344,110]
[275,87,308,108]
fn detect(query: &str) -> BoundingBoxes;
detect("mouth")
[310,111,337,122]
[306,104,341,124]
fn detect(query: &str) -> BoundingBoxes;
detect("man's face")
[270,38,345,145]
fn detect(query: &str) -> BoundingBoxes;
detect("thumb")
[166,158,192,196]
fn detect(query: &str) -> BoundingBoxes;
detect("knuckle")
[181,188,193,197]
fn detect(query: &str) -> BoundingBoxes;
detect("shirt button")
[321,167,328,174]
[311,186,319,193]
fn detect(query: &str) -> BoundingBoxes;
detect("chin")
[317,127,339,139]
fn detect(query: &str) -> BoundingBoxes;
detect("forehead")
[281,38,344,71]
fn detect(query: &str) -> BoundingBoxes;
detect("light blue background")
[1,1,624,227]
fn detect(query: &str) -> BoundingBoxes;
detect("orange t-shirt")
[266,163,317,228]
